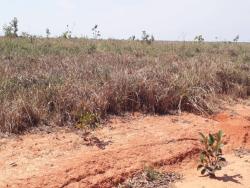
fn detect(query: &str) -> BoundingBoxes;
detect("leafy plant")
[197,130,226,177]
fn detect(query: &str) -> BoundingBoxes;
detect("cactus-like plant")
[197,130,226,177]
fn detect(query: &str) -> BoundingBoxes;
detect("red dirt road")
[0,100,250,188]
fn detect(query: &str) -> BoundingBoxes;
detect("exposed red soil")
[0,100,250,188]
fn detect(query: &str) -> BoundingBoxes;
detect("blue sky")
[0,0,250,41]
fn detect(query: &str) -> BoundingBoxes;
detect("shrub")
[197,130,226,177]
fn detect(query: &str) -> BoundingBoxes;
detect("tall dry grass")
[0,38,249,133]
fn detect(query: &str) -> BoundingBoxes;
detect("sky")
[0,0,250,41]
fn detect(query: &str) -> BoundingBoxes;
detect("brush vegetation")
[0,37,250,133]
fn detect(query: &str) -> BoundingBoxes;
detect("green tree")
[141,30,154,44]
[129,35,136,41]
[2,17,18,37]
[46,28,51,38]
[194,35,205,42]
[61,25,72,39]
[233,35,239,42]
[92,25,101,39]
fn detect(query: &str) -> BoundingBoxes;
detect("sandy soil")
[0,100,250,188]
[174,154,250,188]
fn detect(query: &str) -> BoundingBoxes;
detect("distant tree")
[129,35,136,41]
[46,28,51,38]
[150,35,155,42]
[194,35,205,42]
[3,25,12,37]
[2,17,18,37]
[233,35,239,42]
[142,30,150,41]
[141,30,154,44]
[61,25,72,39]
[92,25,101,39]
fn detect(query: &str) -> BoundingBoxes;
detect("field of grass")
[0,37,249,133]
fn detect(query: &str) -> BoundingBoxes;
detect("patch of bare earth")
[174,152,250,188]
[0,100,250,188]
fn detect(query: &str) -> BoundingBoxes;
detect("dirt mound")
[0,101,250,188]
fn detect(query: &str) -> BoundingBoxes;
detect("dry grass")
[0,37,249,133]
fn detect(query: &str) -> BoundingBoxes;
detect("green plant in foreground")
[197,130,226,177]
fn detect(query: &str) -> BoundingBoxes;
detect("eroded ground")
[0,100,250,188]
